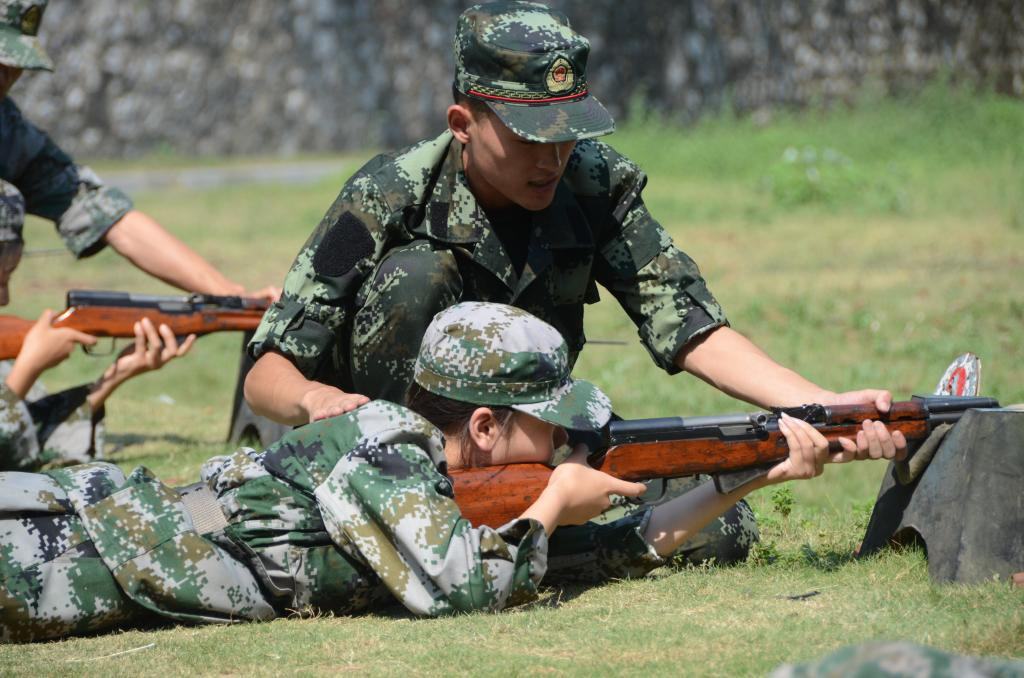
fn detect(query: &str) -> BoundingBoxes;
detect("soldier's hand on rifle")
[822,389,908,461]
[300,384,371,423]
[101,317,196,386]
[245,285,282,304]
[4,309,98,398]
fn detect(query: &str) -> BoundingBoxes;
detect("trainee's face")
[0,65,23,99]
[461,110,576,212]
[487,411,568,466]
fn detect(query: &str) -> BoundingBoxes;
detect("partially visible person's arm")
[85,317,195,411]
[244,350,368,426]
[3,100,277,301]
[104,210,279,301]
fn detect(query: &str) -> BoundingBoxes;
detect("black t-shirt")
[485,205,532,279]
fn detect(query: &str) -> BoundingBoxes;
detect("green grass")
[3,84,1023,673]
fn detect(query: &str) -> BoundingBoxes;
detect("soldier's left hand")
[824,389,908,461]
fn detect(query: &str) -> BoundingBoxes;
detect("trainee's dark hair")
[451,84,491,117]
[405,381,515,467]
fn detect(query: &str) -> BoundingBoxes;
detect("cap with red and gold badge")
[453,1,614,143]
[0,0,51,70]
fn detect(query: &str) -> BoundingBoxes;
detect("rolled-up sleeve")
[2,100,131,258]
[314,441,549,617]
[595,163,728,374]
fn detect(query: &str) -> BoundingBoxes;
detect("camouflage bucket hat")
[414,302,612,431]
[0,0,51,70]
[454,1,614,143]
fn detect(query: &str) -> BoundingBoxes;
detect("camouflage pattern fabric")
[1,400,668,642]
[0,0,51,71]
[0,370,105,472]
[453,1,614,143]
[0,98,133,257]
[768,641,1024,678]
[249,130,727,404]
[0,177,23,241]
[415,302,612,431]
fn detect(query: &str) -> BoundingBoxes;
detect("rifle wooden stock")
[450,396,999,528]
[0,289,270,360]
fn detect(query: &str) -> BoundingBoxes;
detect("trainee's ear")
[447,103,473,144]
[467,406,500,451]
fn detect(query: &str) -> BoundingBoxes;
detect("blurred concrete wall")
[15,0,1023,157]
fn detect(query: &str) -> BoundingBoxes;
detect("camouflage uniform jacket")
[249,130,727,384]
[0,98,132,256]
[1,400,664,640]
[0,375,103,471]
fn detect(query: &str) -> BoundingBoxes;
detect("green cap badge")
[0,0,52,71]
[453,1,615,143]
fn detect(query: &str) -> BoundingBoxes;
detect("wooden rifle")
[450,395,1000,527]
[0,289,269,359]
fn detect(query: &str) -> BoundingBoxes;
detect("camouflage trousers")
[0,361,106,472]
[0,462,274,643]
[347,243,759,566]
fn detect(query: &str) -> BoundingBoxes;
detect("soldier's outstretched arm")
[676,326,906,460]
[104,210,279,301]
[244,350,369,426]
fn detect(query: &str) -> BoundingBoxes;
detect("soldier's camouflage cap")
[414,302,612,431]
[453,1,614,143]
[0,0,51,71]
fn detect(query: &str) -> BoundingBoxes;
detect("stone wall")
[15,0,1023,157]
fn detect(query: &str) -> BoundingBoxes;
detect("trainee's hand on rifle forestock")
[537,448,647,527]
[300,384,370,423]
[823,389,908,461]
[763,413,838,485]
[101,317,196,386]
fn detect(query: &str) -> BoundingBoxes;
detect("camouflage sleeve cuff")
[57,169,133,258]
[652,289,728,376]
[0,381,40,471]
[493,516,550,609]
[247,298,337,377]
[542,508,665,585]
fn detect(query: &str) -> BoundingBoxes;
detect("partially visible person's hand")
[245,285,283,304]
[823,389,908,461]
[102,317,196,386]
[300,384,370,423]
